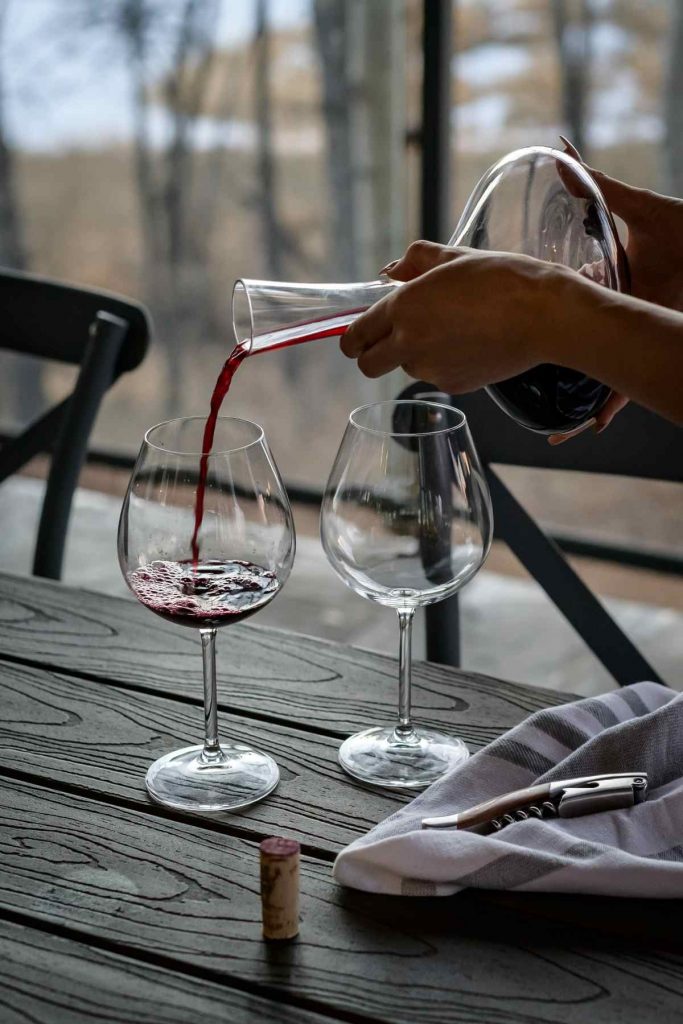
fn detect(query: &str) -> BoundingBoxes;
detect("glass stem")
[395,608,416,740]
[200,628,223,762]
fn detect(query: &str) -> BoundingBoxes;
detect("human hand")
[342,242,582,394]
[560,137,683,313]
[548,139,683,443]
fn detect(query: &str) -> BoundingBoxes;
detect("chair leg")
[425,593,460,667]
[486,466,663,687]
[33,313,129,580]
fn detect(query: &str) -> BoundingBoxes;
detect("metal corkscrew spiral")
[490,800,559,832]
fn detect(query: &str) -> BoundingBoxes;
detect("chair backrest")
[451,390,681,484]
[0,267,152,579]
[400,382,681,687]
[0,268,149,374]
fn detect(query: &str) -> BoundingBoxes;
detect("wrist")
[548,270,615,373]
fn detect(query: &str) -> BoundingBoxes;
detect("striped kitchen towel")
[334,682,683,897]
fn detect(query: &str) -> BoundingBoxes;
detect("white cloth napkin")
[334,682,683,898]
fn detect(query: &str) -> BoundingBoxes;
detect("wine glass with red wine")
[118,416,295,812]
[321,400,492,790]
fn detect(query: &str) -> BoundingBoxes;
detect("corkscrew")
[421,772,648,835]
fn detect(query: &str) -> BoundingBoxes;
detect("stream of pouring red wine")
[190,344,246,564]
[190,314,359,564]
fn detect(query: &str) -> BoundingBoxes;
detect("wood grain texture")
[0,658,406,853]
[1,778,681,1024]
[0,919,330,1024]
[0,572,573,745]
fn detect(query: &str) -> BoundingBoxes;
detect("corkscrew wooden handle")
[421,783,551,831]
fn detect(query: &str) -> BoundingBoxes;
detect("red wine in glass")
[127,558,279,629]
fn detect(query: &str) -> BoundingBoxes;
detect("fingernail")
[379,259,399,275]
[595,422,609,435]
[559,135,583,161]
[548,417,596,446]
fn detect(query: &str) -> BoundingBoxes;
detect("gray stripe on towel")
[454,849,566,890]
[580,699,621,728]
[489,739,555,775]
[618,688,651,717]
[648,845,683,862]
[531,712,591,751]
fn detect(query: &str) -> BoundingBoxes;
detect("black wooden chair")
[0,268,152,580]
[400,381,681,687]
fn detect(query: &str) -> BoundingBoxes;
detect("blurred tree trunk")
[254,0,304,381]
[664,0,683,196]
[551,0,593,157]
[121,1,165,282]
[314,0,405,281]
[0,3,23,270]
[116,0,219,415]
[254,0,283,280]
[162,0,218,412]
[314,0,405,401]
[0,0,44,421]
[313,0,357,280]
[361,0,406,402]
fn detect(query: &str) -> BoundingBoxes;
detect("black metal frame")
[418,0,462,665]
[420,0,452,244]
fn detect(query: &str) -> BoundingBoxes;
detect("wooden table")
[0,570,680,1023]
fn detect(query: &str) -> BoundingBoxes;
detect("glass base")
[338,725,469,790]
[145,743,279,812]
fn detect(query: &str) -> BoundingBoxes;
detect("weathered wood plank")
[0,572,573,745]
[1,778,681,1024]
[0,918,330,1024]
[0,658,405,853]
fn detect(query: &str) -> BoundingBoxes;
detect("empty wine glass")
[118,416,295,812]
[321,400,493,789]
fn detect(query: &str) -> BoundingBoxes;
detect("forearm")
[551,279,683,426]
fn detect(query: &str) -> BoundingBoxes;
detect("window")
[1,0,680,690]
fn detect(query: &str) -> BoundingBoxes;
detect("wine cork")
[259,837,300,941]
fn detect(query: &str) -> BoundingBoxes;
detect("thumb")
[382,240,463,282]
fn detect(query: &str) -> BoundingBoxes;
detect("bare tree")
[313,0,406,283]
[254,0,284,279]
[552,0,594,157]
[664,0,683,195]
[71,0,221,414]
[118,0,220,413]
[254,0,318,379]
[0,3,23,270]
[0,0,44,420]
[313,0,358,280]
[253,0,310,277]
